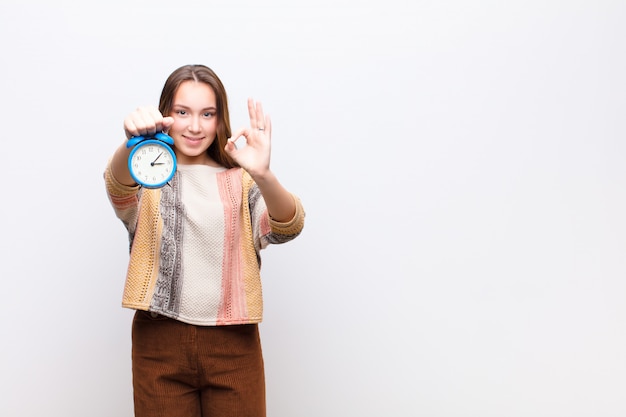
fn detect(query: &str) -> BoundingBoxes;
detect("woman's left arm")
[225,98,297,222]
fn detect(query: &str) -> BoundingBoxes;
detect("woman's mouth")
[183,135,204,143]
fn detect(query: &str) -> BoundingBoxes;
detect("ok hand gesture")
[225,98,272,179]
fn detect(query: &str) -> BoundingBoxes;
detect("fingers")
[123,106,170,139]
[263,116,272,137]
[247,98,270,135]
[247,98,258,129]
[227,128,247,151]
[228,99,271,153]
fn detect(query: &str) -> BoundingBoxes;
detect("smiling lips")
[182,135,205,145]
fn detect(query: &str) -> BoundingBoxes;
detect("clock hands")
[128,136,176,189]
[151,152,164,166]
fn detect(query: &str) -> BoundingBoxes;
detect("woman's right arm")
[110,142,135,186]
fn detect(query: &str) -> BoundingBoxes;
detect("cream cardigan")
[104,162,305,325]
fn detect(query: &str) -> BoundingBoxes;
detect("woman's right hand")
[123,106,175,139]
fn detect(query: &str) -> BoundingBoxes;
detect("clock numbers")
[128,139,177,188]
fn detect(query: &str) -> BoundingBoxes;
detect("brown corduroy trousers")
[131,311,266,417]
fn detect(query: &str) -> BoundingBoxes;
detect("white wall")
[1,1,625,416]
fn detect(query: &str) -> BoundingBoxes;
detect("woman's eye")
[203,112,214,118]
[177,110,187,116]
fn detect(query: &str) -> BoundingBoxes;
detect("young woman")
[104,64,305,417]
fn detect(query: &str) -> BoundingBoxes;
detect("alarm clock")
[126,132,177,188]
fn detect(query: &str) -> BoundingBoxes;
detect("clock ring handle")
[126,136,145,148]
[154,132,174,146]
[126,132,174,149]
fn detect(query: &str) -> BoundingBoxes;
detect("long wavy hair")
[158,64,238,168]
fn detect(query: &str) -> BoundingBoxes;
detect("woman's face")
[168,80,219,165]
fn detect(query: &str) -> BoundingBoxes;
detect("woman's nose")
[188,116,200,132]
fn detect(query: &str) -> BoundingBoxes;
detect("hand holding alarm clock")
[126,132,177,188]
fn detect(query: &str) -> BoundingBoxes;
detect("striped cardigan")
[104,162,305,325]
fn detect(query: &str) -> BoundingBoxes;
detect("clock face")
[128,140,177,188]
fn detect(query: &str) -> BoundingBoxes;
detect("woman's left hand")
[225,98,272,179]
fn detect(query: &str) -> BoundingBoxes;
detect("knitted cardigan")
[104,162,305,325]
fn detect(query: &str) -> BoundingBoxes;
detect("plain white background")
[1,1,625,416]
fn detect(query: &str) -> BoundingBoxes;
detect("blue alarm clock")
[126,132,177,188]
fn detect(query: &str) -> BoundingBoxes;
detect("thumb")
[162,116,175,130]
[225,138,236,153]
